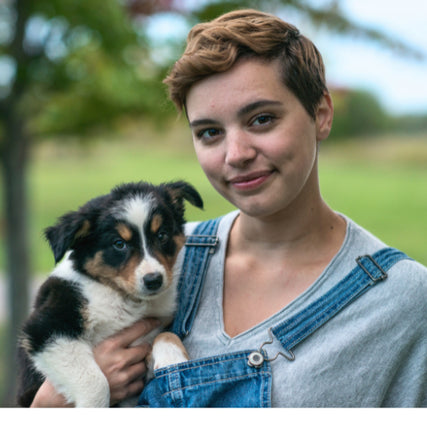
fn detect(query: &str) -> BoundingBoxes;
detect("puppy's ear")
[162,181,204,216]
[44,211,91,264]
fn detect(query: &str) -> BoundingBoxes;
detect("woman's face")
[186,58,333,220]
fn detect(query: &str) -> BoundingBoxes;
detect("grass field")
[1,122,427,272]
[320,135,427,265]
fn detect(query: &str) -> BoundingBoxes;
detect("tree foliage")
[0,0,169,138]
[329,89,389,139]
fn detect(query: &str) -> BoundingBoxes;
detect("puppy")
[17,181,202,407]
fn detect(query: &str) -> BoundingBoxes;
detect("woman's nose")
[225,131,257,167]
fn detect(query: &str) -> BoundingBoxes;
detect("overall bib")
[138,217,409,407]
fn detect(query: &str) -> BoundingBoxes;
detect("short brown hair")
[163,9,327,119]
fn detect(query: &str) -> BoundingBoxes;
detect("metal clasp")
[247,351,265,368]
[248,329,295,368]
[185,235,219,254]
[356,255,388,284]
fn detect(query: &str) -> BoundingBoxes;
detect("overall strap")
[171,217,221,338]
[271,247,410,355]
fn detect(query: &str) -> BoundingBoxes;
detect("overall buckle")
[356,254,388,284]
[185,235,219,254]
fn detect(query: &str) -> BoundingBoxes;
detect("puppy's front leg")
[148,332,189,378]
[32,337,110,407]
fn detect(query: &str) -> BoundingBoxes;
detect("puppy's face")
[81,195,186,299]
[45,182,203,300]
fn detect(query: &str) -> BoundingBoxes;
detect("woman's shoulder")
[343,214,427,275]
[388,256,427,302]
[184,211,239,236]
[333,215,427,312]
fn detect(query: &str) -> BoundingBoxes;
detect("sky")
[148,0,427,116]
[282,0,427,115]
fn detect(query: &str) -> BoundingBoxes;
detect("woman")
[31,9,427,407]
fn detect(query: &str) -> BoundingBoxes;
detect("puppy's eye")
[113,239,127,251]
[157,231,169,244]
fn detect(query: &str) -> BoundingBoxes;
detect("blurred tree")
[0,0,422,406]
[0,0,167,406]
[329,88,390,139]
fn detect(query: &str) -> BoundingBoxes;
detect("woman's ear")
[315,92,334,142]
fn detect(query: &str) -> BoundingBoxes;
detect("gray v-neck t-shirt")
[177,211,427,407]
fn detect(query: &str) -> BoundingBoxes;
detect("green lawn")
[1,124,427,273]
[319,136,427,265]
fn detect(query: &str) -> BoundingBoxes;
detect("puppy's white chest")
[82,285,143,341]
[82,282,175,344]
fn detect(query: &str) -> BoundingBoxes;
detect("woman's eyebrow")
[189,100,282,128]
[237,100,282,117]
[189,118,220,129]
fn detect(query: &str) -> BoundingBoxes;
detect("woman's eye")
[251,114,274,127]
[113,239,127,251]
[196,128,222,143]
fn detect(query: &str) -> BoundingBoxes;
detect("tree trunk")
[0,0,32,406]
[0,112,30,407]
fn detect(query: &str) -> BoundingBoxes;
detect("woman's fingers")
[30,380,73,408]
[112,318,161,347]
[93,318,161,405]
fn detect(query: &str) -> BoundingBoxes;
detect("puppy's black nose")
[143,272,163,291]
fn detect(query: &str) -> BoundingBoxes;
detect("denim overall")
[138,217,409,407]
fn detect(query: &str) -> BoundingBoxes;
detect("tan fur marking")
[154,252,173,283]
[165,188,181,207]
[116,223,133,241]
[153,332,189,359]
[75,220,91,239]
[150,214,163,234]
[19,334,33,353]
[117,254,140,290]
[84,252,138,297]
[174,234,186,252]
[84,252,117,282]
[153,233,185,283]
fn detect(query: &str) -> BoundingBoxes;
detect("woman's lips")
[228,171,273,191]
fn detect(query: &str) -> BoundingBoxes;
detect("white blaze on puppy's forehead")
[118,194,154,230]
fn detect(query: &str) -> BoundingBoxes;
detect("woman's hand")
[30,380,72,407]
[30,318,160,407]
[94,318,159,405]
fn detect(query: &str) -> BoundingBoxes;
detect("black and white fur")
[17,181,203,407]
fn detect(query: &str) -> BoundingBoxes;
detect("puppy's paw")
[151,332,189,371]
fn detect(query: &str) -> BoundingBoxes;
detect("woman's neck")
[230,199,346,264]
